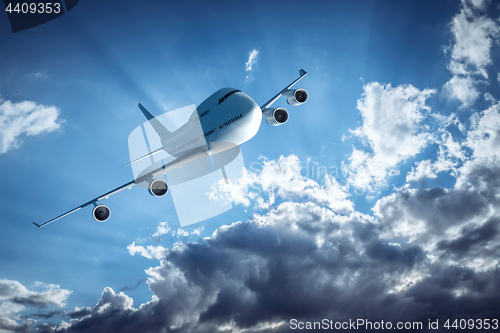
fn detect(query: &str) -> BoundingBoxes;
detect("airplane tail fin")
[138,103,171,138]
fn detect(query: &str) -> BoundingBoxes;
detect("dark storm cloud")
[406,265,500,317]
[12,296,59,308]
[374,161,500,245]
[21,311,63,320]
[42,203,495,332]
[67,308,92,319]
[375,186,490,234]
[437,217,499,257]
[365,241,425,267]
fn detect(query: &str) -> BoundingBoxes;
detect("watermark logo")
[128,104,246,227]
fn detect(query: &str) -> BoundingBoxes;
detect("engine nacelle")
[284,88,308,106]
[149,179,169,197]
[93,204,110,222]
[263,107,289,126]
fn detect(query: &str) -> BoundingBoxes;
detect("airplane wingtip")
[33,222,41,228]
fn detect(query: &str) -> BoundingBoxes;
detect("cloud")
[0,99,63,153]
[245,49,259,72]
[345,82,435,191]
[448,1,498,78]
[404,120,467,184]
[244,49,259,82]
[41,150,500,332]
[406,159,437,183]
[0,279,71,332]
[374,160,500,279]
[443,75,480,107]
[375,103,500,256]
[0,280,71,307]
[443,0,500,106]
[464,102,500,160]
[209,155,355,214]
[152,221,171,238]
[463,0,489,11]
[127,242,166,260]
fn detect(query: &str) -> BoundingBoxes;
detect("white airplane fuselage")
[136,88,262,180]
[197,88,262,147]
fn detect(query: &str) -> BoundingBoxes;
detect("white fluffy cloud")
[405,123,467,184]
[345,82,435,191]
[464,102,500,159]
[443,75,480,107]
[449,1,498,78]
[405,159,437,183]
[443,0,499,106]
[245,49,259,72]
[0,99,63,153]
[127,242,167,260]
[209,154,355,215]
[245,49,260,82]
[454,101,500,190]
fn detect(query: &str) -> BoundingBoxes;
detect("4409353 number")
[5,2,61,14]
[444,318,498,330]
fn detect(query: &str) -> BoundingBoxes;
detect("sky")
[1,0,500,332]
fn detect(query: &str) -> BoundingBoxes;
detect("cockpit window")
[218,89,241,105]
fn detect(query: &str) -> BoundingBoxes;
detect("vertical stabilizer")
[138,103,171,138]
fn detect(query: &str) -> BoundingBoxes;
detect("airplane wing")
[33,147,210,228]
[33,180,136,228]
[260,69,307,110]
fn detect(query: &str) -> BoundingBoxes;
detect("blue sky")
[1,0,500,332]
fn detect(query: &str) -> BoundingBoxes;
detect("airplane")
[33,69,308,228]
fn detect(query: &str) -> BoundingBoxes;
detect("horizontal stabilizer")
[123,147,164,167]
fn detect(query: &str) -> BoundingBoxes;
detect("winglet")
[260,68,309,110]
[33,222,41,228]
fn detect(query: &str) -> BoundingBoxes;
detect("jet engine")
[149,178,169,197]
[263,107,289,126]
[93,204,110,222]
[284,88,308,106]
